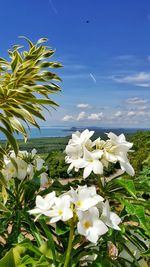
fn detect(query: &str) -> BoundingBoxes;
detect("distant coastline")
[64,126,150,134]
[0,126,149,140]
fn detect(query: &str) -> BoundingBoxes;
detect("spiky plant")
[0,37,62,168]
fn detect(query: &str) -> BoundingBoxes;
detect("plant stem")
[64,224,74,267]
[97,175,104,195]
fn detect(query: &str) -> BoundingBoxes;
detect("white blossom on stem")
[100,200,121,230]
[28,192,56,220]
[82,147,103,178]
[47,195,73,223]
[40,172,49,188]
[70,185,103,211]
[68,129,94,147]
[103,132,135,176]
[16,159,28,180]
[2,161,17,181]
[77,207,108,243]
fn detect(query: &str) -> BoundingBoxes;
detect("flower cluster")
[29,185,121,243]
[65,129,134,178]
[2,149,48,187]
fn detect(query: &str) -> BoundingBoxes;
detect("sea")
[0,126,148,140]
[0,127,73,140]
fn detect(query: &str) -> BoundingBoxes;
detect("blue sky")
[1,0,150,128]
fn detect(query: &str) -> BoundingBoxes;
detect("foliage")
[128,131,150,174]
[0,37,62,168]
[45,151,69,179]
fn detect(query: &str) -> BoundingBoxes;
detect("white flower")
[47,195,73,223]
[40,172,49,187]
[65,145,85,173]
[35,158,45,171]
[70,185,103,211]
[10,150,29,159]
[2,161,17,181]
[77,207,108,243]
[103,132,135,176]
[82,147,103,178]
[16,159,28,180]
[28,192,56,220]
[106,132,133,149]
[117,152,135,176]
[66,129,94,159]
[100,200,121,230]
[31,148,37,156]
[27,163,34,179]
[65,129,94,173]
[65,143,83,159]
[68,129,94,147]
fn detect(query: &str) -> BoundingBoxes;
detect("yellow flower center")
[84,221,92,229]
[76,201,83,208]
[58,210,63,215]
[10,167,15,173]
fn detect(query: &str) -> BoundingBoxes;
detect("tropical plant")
[0,37,62,169]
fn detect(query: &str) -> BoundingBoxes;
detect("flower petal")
[83,164,93,178]
[93,160,103,175]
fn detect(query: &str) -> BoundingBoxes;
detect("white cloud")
[88,112,103,121]
[62,115,74,121]
[127,111,136,117]
[113,72,150,87]
[77,103,90,108]
[76,111,87,121]
[126,97,148,105]
[63,111,104,122]
[114,111,123,117]
[137,105,148,110]
[126,110,150,118]
[137,111,150,117]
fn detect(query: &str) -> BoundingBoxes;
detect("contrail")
[49,0,58,14]
[90,73,97,83]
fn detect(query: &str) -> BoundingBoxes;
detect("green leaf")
[56,221,70,236]
[22,211,43,246]
[9,117,27,141]
[39,241,53,259]
[39,219,57,266]
[134,206,150,233]
[91,256,119,267]
[11,107,39,127]
[22,104,45,120]
[40,62,63,68]
[36,38,48,44]
[0,246,26,267]
[122,199,135,214]
[116,178,137,198]
[0,201,10,213]
[31,98,59,106]
[0,126,18,155]
[11,51,19,71]
[19,36,34,48]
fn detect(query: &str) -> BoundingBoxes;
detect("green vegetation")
[5,130,149,178]
[128,131,150,174]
